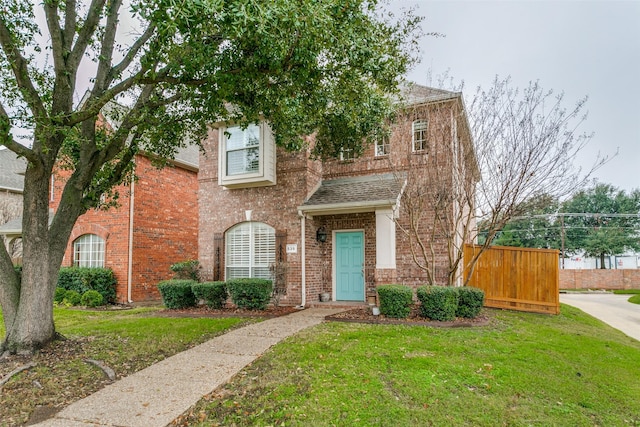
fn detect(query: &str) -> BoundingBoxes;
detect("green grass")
[179,305,640,427]
[613,289,640,295]
[0,306,252,426]
[629,294,640,304]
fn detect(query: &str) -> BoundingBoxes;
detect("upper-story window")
[339,147,354,161]
[218,122,276,188]
[412,119,428,152]
[375,136,390,157]
[73,234,105,268]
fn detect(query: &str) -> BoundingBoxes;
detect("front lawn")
[174,305,640,427]
[0,306,252,426]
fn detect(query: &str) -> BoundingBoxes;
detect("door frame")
[332,229,365,302]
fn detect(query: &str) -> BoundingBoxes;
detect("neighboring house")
[0,148,27,260]
[49,147,199,303]
[1,109,199,303]
[198,84,477,306]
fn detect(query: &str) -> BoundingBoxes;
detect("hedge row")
[54,288,104,307]
[157,279,273,310]
[57,267,116,304]
[377,284,485,320]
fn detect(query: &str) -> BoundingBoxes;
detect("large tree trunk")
[1,166,57,353]
[1,143,88,353]
[600,252,606,269]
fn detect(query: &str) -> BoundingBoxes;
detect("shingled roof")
[398,83,461,106]
[299,172,406,216]
[0,148,27,193]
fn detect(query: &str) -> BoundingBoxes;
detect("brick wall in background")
[560,269,640,290]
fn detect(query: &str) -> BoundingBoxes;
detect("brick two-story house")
[198,84,477,306]
[48,147,199,303]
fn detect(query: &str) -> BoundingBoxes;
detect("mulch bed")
[325,305,492,327]
[154,304,300,318]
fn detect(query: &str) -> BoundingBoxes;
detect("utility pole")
[560,214,565,269]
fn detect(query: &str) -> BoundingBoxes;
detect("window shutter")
[213,233,223,281]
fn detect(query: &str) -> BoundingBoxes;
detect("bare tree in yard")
[394,93,479,287]
[397,77,604,286]
[0,0,420,353]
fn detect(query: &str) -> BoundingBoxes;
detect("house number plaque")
[286,244,298,254]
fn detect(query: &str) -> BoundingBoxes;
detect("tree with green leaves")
[562,183,640,268]
[490,193,561,249]
[0,0,420,353]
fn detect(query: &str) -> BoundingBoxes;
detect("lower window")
[73,234,105,268]
[225,222,275,279]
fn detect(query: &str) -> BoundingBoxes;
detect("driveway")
[560,293,640,342]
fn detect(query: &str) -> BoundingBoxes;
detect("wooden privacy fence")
[463,244,560,315]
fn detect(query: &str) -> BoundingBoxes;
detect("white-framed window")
[73,234,105,268]
[339,147,354,161]
[412,119,428,152]
[218,122,276,188]
[375,137,390,157]
[225,222,275,280]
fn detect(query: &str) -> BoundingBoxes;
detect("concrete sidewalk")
[32,307,346,427]
[560,292,640,342]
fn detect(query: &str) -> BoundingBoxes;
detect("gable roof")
[299,172,406,216]
[398,83,461,106]
[0,148,27,193]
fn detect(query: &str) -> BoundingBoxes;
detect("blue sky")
[393,0,640,192]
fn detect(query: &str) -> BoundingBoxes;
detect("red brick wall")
[560,269,640,290]
[130,156,198,301]
[51,155,198,302]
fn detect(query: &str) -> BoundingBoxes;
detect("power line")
[510,213,640,220]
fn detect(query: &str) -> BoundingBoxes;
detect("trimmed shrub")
[456,287,485,318]
[63,289,82,306]
[417,285,458,321]
[54,287,67,304]
[192,281,227,309]
[226,278,273,310]
[377,284,413,318]
[57,267,116,304]
[157,280,197,309]
[81,290,105,307]
[170,259,200,281]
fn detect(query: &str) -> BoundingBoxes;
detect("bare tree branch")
[0,102,37,163]
[94,0,123,93]
[107,23,157,86]
[0,18,47,121]
[43,0,66,72]
[68,0,107,72]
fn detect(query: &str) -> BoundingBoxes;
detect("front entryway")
[335,231,365,301]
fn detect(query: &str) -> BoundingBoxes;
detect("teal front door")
[335,231,365,301]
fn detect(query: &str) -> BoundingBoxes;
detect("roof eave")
[298,199,399,218]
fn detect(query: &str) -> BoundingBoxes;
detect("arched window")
[225,222,275,280]
[73,234,105,268]
[412,119,429,152]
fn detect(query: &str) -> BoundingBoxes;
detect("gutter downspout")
[127,177,135,303]
[297,210,306,309]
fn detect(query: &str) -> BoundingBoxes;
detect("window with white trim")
[225,222,275,280]
[218,122,276,188]
[73,234,105,268]
[375,136,390,157]
[339,147,354,161]
[412,119,428,152]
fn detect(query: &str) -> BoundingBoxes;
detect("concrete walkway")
[32,307,346,427]
[560,292,640,342]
